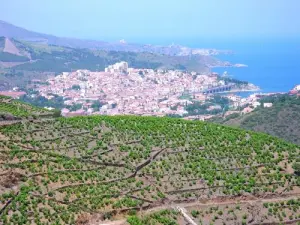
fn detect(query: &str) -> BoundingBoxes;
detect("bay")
[212,38,300,93]
[137,37,300,93]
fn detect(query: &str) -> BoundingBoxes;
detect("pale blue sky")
[1,0,299,42]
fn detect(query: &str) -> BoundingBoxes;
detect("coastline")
[210,63,248,69]
[216,88,261,94]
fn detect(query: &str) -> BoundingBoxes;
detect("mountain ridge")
[0,20,232,56]
[0,20,107,48]
[0,37,224,90]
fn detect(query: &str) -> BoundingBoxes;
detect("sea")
[135,37,300,96]
[209,38,300,95]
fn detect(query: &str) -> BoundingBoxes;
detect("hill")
[0,37,30,63]
[0,37,222,89]
[216,94,300,145]
[0,37,221,72]
[0,20,114,50]
[0,95,59,121]
[0,20,232,56]
[0,101,299,224]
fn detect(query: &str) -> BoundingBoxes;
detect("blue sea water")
[210,38,300,93]
[136,37,300,93]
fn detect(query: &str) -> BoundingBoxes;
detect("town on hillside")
[24,61,259,118]
[4,61,300,120]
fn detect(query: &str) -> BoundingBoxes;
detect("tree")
[71,85,81,90]
[191,210,200,218]
[292,162,300,175]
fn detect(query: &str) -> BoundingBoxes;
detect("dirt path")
[174,206,198,225]
[0,120,21,126]
[0,118,56,127]
[93,193,300,225]
[145,193,300,214]
[95,219,127,225]
[0,132,8,141]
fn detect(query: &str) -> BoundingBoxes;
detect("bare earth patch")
[3,38,21,55]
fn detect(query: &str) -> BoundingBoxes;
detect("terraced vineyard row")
[0,95,57,118]
[0,116,299,224]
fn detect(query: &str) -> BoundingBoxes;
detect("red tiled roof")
[0,91,26,98]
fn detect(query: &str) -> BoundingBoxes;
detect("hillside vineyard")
[0,115,299,224]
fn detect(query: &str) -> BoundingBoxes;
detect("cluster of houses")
[34,62,232,117]
[3,62,298,120]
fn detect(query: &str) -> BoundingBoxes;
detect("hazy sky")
[1,0,299,42]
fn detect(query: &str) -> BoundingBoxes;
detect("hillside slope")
[221,94,300,145]
[0,37,30,63]
[0,95,59,120]
[0,37,219,72]
[0,104,299,224]
[0,37,219,89]
[0,20,232,56]
[0,20,107,48]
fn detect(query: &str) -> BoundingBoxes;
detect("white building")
[293,85,300,91]
[253,101,261,108]
[105,61,129,73]
[44,107,55,111]
[263,103,273,108]
[227,94,240,102]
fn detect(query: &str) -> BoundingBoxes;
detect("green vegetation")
[185,95,230,116]
[179,92,192,101]
[221,77,249,87]
[1,39,212,75]
[66,103,82,111]
[216,94,300,144]
[0,70,24,77]
[186,198,300,225]
[0,37,5,49]
[71,85,81,90]
[0,52,29,62]
[191,209,200,218]
[0,95,57,118]
[19,94,65,109]
[293,162,300,176]
[185,101,217,115]
[0,104,299,224]
[127,210,178,225]
[91,101,104,111]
